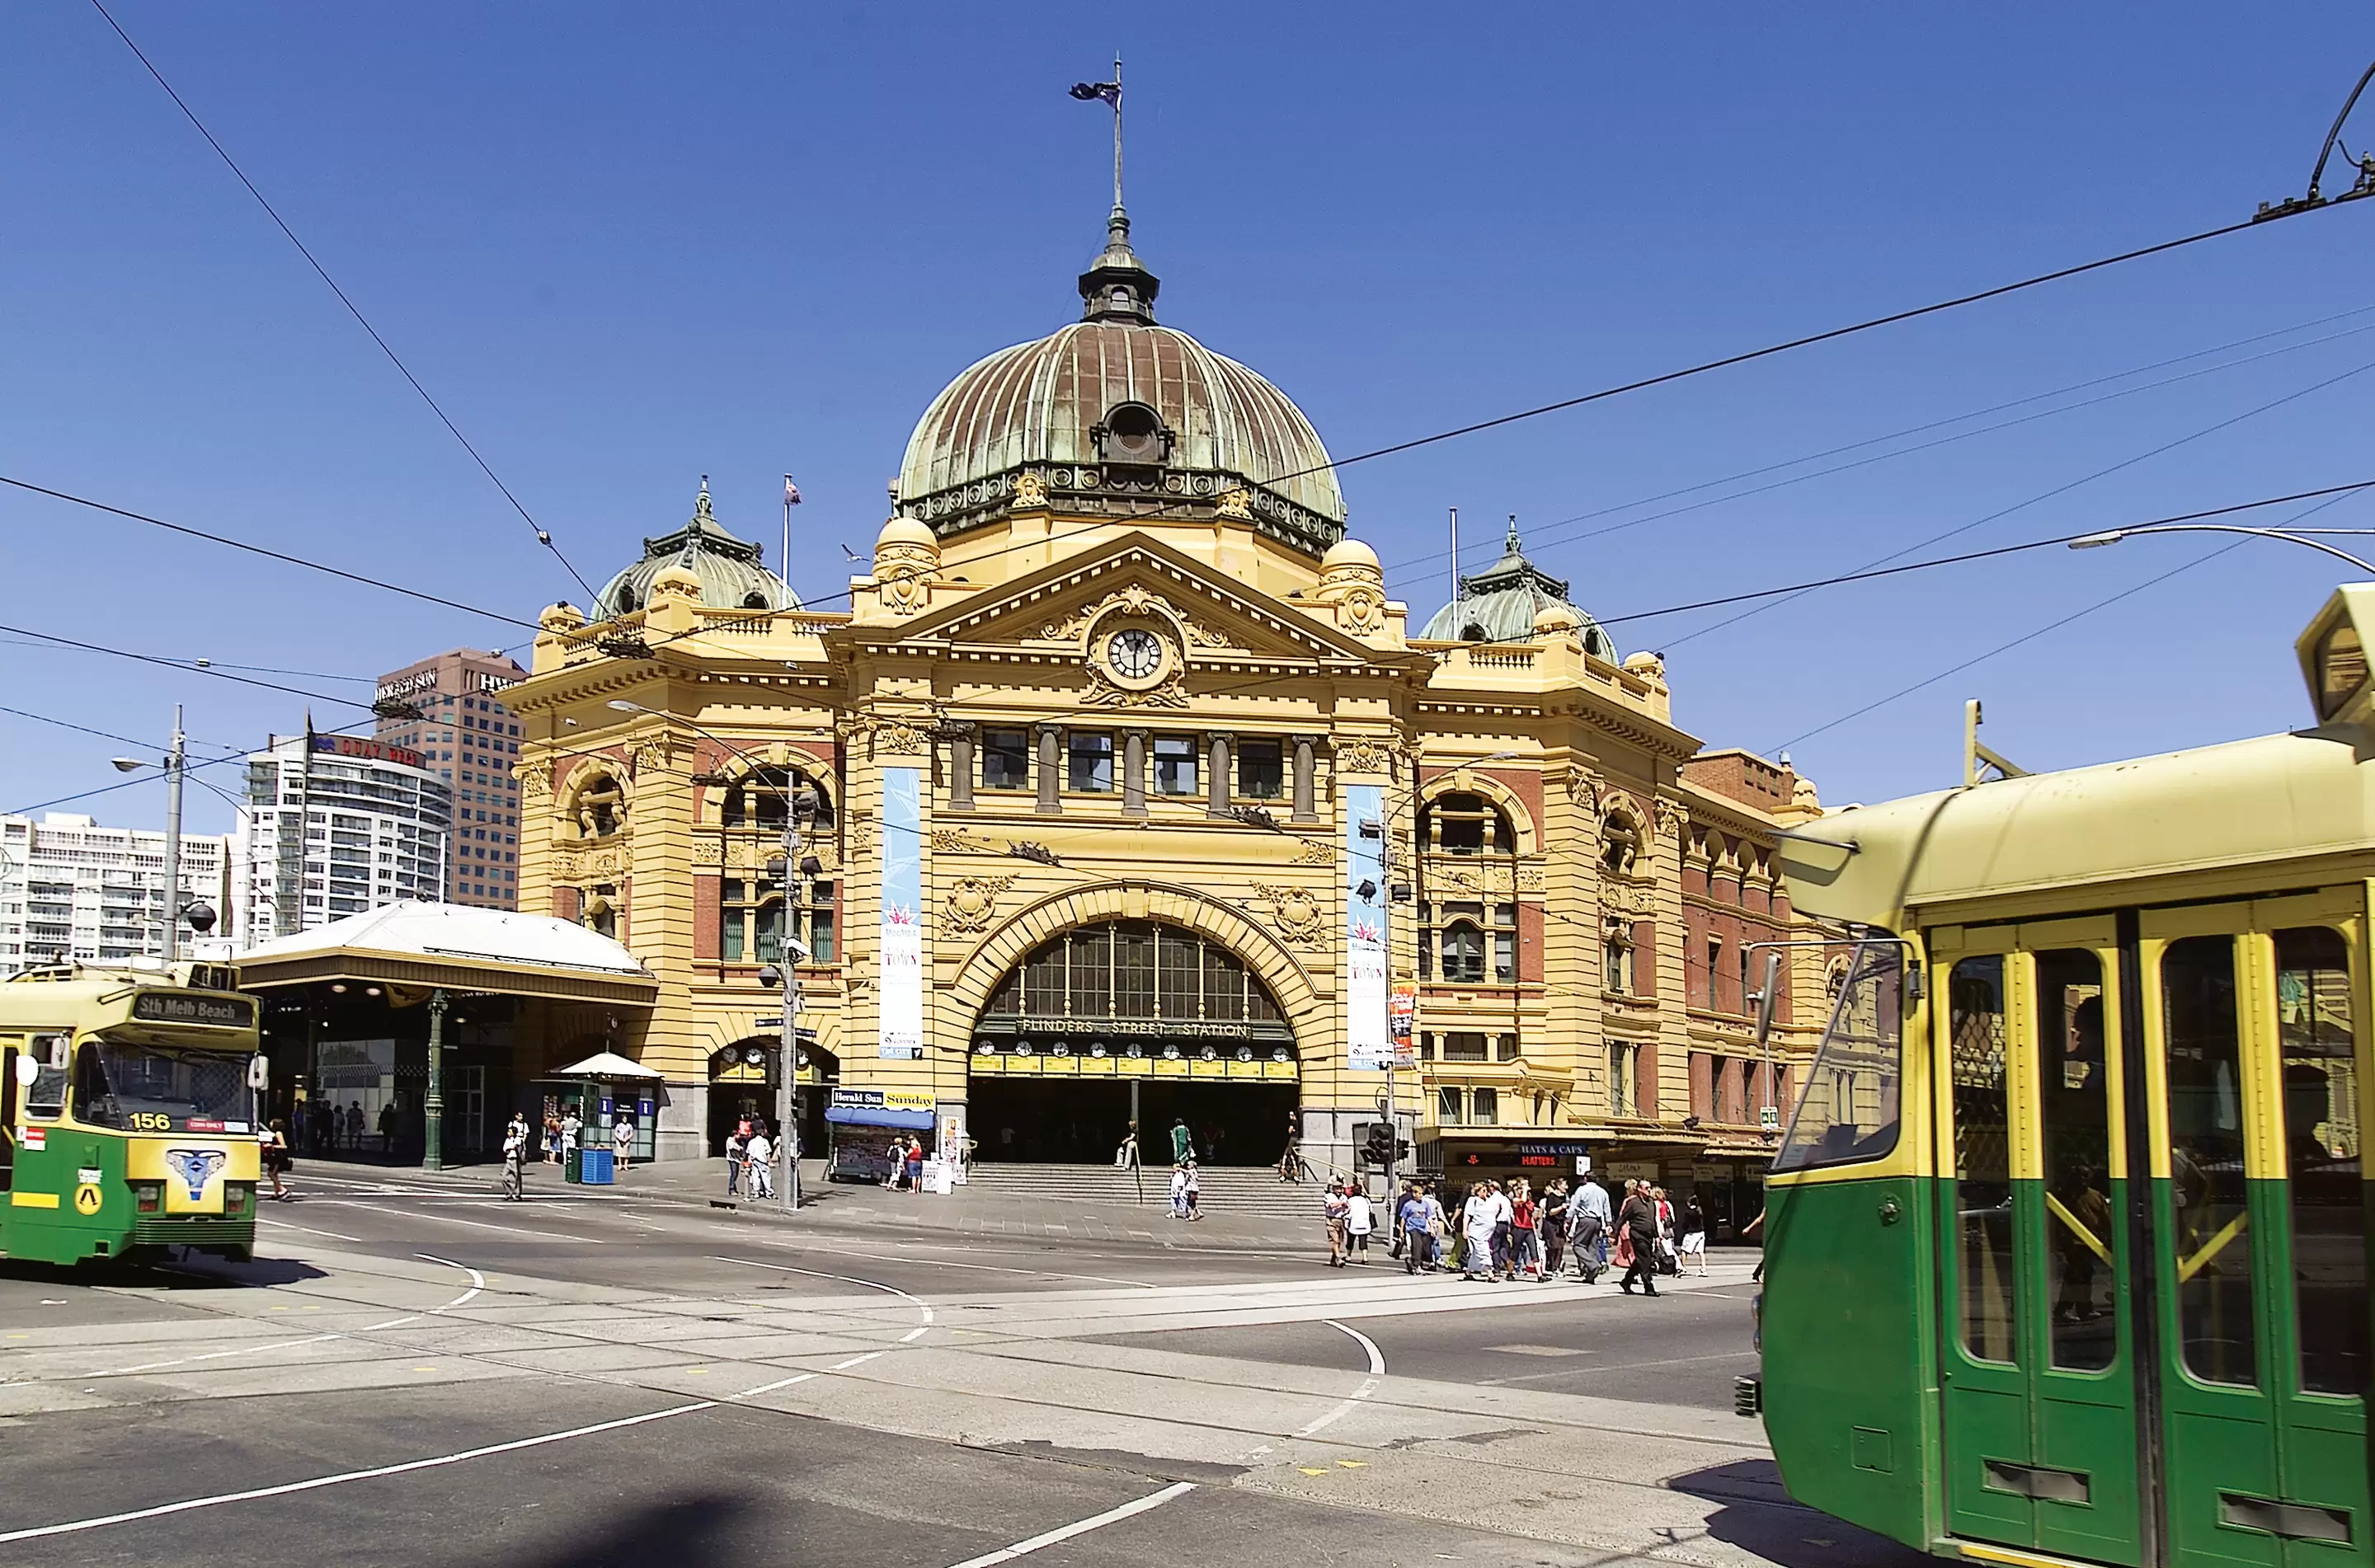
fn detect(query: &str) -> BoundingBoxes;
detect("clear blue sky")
[5,3,2370,833]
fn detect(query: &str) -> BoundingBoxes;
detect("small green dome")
[1418,519,1615,660]
[595,480,798,619]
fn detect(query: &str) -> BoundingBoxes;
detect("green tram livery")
[0,959,264,1265]
[1755,585,2375,1567]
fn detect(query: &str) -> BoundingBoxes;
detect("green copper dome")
[1418,519,1615,660]
[594,480,798,619]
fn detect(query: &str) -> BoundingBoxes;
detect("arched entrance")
[705,1037,839,1156]
[966,918,1298,1166]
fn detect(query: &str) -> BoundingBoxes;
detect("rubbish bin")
[564,1148,584,1184]
[580,1147,615,1185]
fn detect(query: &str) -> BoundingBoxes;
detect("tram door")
[1936,919,2144,1566]
[2142,896,2367,1567]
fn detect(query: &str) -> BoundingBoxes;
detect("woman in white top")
[1461,1183,1499,1279]
[1344,1186,1375,1263]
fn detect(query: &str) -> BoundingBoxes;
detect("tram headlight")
[224,1184,252,1214]
[134,1183,162,1214]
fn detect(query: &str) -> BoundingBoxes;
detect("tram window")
[71,1044,120,1128]
[2035,949,2116,1372]
[2162,934,2256,1388]
[1771,941,1904,1174]
[26,1062,66,1120]
[2274,927,2366,1397]
[1949,955,2018,1364]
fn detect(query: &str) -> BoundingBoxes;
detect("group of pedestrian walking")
[1343,1175,1710,1291]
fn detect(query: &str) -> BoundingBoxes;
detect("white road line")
[709,1256,935,1338]
[418,1253,486,1310]
[728,1371,816,1399]
[100,1334,346,1378]
[332,1202,603,1244]
[792,1244,1156,1291]
[942,1481,1196,1568]
[830,1352,883,1370]
[0,1401,717,1543]
[1290,1319,1385,1439]
[256,1218,364,1242]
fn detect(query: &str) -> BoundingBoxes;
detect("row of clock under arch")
[972,1040,1294,1064]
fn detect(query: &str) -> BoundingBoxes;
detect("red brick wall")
[1518,902,1543,984]
[1630,920,1656,998]
[1689,1051,1713,1120]
[552,885,580,922]
[693,873,721,961]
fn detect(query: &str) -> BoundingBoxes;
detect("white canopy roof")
[242,901,651,975]
[552,1050,665,1081]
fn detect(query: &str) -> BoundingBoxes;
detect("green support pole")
[425,988,449,1171]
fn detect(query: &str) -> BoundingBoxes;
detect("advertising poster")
[879,765,924,1059]
[1346,782,1390,1071]
[1389,982,1418,1068]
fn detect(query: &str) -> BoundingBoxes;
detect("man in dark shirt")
[1618,1180,1662,1298]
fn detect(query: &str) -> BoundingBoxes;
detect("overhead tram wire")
[1767,487,2374,753]
[1657,349,2375,652]
[774,195,2367,616]
[86,0,600,603]
[1390,308,2375,581]
[4,707,390,819]
[0,622,376,715]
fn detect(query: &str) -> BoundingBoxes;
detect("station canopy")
[236,901,658,1008]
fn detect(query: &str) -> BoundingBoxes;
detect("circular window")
[1102,402,1164,463]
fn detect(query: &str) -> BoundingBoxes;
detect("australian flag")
[1069,81,1120,106]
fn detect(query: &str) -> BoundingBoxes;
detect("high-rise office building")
[0,813,232,967]
[234,732,452,943]
[373,649,526,909]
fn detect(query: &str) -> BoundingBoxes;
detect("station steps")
[957,1162,1342,1220]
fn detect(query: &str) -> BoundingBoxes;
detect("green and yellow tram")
[0,958,264,1265]
[1758,585,2375,1568]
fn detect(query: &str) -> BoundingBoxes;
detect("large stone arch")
[944,879,1322,1042]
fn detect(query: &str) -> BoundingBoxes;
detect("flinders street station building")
[508,203,1835,1211]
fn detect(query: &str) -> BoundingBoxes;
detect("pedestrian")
[886,1134,907,1190]
[1183,1161,1202,1220]
[1681,1196,1710,1276]
[543,1115,562,1165]
[1568,1176,1612,1283]
[612,1115,635,1171]
[1345,1183,1374,1263]
[377,1101,399,1156]
[1114,1121,1138,1168]
[1509,1179,1539,1280]
[1424,1182,1447,1271]
[1460,1182,1498,1281]
[501,1115,529,1200]
[1618,1180,1662,1297]
[1169,1162,1189,1219]
[1743,1207,1768,1283]
[346,1101,364,1152]
[560,1108,581,1167]
[1542,1180,1569,1279]
[1397,1184,1429,1274]
[747,1123,775,1199]
[1323,1182,1351,1266]
[1487,1179,1515,1280]
[1277,1114,1302,1183]
[905,1136,926,1193]
[1653,1185,1679,1277]
[1169,1118,1195,1167]
[725,1125,746,1195]
[260,1119,292,1202]
[289,1101,307,1154]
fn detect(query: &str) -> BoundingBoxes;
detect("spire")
[1504,514,1522,556]
[694,475,715,524]
[1078,204,1160,324]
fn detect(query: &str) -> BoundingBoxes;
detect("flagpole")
[783,474,793,598]
[1112,54,1123,211]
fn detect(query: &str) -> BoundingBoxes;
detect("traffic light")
[1362,1123,1394,1167]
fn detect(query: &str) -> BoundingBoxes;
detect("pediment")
[833,533,1416,674]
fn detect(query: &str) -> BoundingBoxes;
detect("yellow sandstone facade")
[508,206,1830,1204]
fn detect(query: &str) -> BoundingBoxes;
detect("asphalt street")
[0,1166,1926,1568]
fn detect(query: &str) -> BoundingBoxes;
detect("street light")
[608,698,819,1211]
[2067,524,2375,575]
[109,705,193,962]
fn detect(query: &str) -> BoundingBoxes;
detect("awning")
[552,1050,665,1080]
[825,1106,935,1131]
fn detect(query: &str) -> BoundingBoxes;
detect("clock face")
[1108,627,1163,680]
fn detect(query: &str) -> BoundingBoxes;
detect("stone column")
[948,726,976,813]
[1122,731,1147,819]
[1205,734,1232,817]
[1037,725,1063,816]
[1291,735,1319,824]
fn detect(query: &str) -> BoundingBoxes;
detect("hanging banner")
[879,766,924,1059]
[1389,981,1418,1068]
[1346,783,1390,1071]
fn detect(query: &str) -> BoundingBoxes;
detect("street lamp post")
[2068,523,2375,575]
[111,706,199,963]
[424,988,449,1171]
[608,700,817,1210]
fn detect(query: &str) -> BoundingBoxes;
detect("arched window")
[575,773,624,840]
[976,922,1287,1040]
[1440,922,1485,983]
[1601,814,1639,874]
[583,886,618,940]
[1421,791,1512,857]
[1604,918,1634,996]
[723,764,835,831]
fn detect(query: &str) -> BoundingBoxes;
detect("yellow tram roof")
[1779,725,2375,931]
[1782,585,2375,929]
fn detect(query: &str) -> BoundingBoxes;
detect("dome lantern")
[593,477,799,620]
[1419,517,1616,660]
